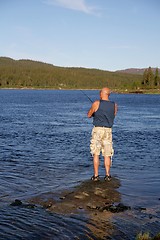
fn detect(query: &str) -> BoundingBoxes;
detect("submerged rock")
[134,206,147,211]
[10,199,22,206]
[103,203,131,213]
[28,177,127,215]
[10,199,35,209]
[27,178,132,240]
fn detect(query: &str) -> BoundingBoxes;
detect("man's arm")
[87,101,99,118]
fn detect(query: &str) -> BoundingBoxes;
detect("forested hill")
[0,56,151,91]
[116,68,160,75]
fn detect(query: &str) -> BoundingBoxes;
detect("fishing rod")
[80,89,93,103]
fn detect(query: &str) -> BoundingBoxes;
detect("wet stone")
[103,203,131,213]
[10,199,22,206]
[59,196,65,200]
[87,203,97,210]
[74,191,89,199]
[134,206,147,211]
[10,199,35,209]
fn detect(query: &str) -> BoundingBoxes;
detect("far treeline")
[0,57,159,92]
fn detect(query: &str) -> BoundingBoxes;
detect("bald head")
[100,87,111,100]
[101,87,111,95]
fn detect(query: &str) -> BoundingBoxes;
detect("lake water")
[0,89,160,239]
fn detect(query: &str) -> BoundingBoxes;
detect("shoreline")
[0,87,160,94]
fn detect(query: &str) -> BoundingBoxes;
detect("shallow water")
[0,89,160,239]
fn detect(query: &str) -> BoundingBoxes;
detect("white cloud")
[43,0,98,15]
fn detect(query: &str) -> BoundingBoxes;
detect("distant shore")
[0,87,160,94]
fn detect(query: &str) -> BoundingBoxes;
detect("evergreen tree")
[142,67,155,88]
[148,67,154,88]
[154,68,160,86]
[142,69,148,86]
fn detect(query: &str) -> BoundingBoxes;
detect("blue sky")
[0,0,160,71]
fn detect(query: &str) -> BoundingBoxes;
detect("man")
[87,87,118,181]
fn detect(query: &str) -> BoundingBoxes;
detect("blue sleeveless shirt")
[93,100,115,128]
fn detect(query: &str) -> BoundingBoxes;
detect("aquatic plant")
[136,232,160,240]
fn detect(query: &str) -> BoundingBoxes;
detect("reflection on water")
[0,90,160,239]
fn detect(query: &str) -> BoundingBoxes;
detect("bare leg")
[104,156,111,176]
[93,154,99,177]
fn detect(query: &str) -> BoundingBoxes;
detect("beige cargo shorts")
[90,126,114,157]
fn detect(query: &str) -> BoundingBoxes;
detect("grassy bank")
[1,87,160,95]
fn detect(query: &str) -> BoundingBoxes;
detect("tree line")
[0,57,159,91]
[142,67,160,88]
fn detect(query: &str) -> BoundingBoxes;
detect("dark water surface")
[0,90,160,239]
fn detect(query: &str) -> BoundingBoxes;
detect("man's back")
[93,100,115,128]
